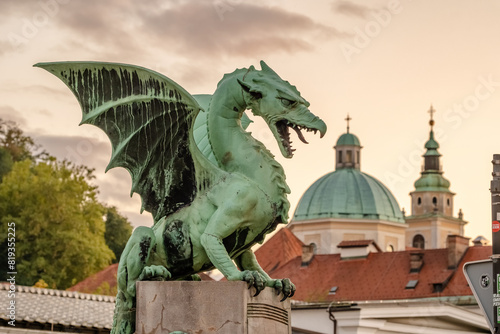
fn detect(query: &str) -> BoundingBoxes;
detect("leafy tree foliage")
[0,118,44,162]
[0,147,13,181]
[104,206,133,263]
[0,118,50,181]
[0,160,114,289]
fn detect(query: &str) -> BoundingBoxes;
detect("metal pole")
[492,154,500,333]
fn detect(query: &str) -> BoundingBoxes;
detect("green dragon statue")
[35,61,327,334]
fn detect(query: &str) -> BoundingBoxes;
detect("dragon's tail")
[111,292,135,334]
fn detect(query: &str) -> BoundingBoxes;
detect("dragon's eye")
[279,98,295,107]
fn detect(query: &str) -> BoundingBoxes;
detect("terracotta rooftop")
[256,228,304,275]
[69,263,118,295]
[255,232,492,303]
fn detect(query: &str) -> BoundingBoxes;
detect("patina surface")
[35,61,327,334]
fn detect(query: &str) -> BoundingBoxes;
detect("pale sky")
[1,0,499,243]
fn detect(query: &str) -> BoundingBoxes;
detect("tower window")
[413,234,425,249]
[357,151,360,164]
[417,197,422,205]
[432,197,437,206]
[338,151,343,163]
[346,150,352,163]
[447,198,450,206]
[425,156,439,170]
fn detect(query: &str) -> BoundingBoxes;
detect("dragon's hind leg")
[112,226,171,334]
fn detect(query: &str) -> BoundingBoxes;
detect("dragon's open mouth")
[276,119,319,157]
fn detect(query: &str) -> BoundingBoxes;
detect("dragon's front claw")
[138,265,171,281]
[269,278,295,302]
[240,270,265,296]
[281,278,296,301]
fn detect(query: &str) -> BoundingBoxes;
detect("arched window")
[338,151,343,163]
[432,197,437,206]
[413,234,425,249]
[447,198,450,206]
[417,197,422,205]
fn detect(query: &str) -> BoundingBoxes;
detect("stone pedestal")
[136,281,291,334]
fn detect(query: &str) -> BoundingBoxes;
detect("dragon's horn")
[260,61,279,77]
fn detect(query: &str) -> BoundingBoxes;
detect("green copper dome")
[293,168,404,223]
[424,131,439,150]
[336,133,361,147]
[414,172,452,193]
[423,130,440,157]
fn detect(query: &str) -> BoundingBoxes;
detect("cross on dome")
[345,114,352,133]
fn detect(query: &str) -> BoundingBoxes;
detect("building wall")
[292,301,489,334]
[411,191,454,217]
[405,217,465,249]
[289,219,407,254]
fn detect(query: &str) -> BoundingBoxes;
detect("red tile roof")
[256,227,304,275]
[68,263,119,295]
[255,233,492,303]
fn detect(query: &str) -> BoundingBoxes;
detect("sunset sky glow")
[1,0,499,242]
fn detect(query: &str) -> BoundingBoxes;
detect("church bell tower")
[406,106,467,249]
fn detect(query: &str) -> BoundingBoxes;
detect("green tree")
[0,147,13,181]
[104,206,133,263]
[0,118,40,162]
[0,118,49,181]
[0,160,114,289]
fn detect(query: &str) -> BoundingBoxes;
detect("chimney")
[301,243,316,266]
[447,235,470,269]
[472,235,489,246]
[410,251,424,273]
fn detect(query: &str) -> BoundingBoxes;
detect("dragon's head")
[239,61,327,158]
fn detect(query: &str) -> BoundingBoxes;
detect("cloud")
[0,38,17,57]
[332,0,374,18]
[40,1,344,61]
[0,0,38,17]
[142,3,344,57]
[0,106,28,126]
[22,84,73,99]
[55,1,142,57]
[32,134,111,167]
[96,171,154,227]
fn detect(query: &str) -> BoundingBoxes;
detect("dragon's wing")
[35,61,210,222]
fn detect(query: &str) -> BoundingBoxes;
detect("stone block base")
[136,281,291,334]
